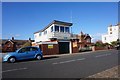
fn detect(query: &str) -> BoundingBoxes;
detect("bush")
[79,46,92,52]
[94,41,104,47]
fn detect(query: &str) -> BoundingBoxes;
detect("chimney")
[28,38,31,42]
[80,31,84,35]
[12,37,14,40]
[109,24,112,27]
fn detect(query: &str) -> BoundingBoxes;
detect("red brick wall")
[40,44,59,55]
[72,41,93,53]
[72,41,79,53]
[92,46,108,51]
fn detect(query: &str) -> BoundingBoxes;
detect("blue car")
[3,46,43,63]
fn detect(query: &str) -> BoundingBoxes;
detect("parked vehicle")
[115,45,120,50]
[2,46,43,63]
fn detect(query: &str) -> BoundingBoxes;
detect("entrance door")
[58,42,69,54]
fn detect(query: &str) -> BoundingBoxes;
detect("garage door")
[58,42,69,54]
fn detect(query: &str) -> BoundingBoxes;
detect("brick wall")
[40,44,59,55]
[72,41,79,53]
[92,46,108,51]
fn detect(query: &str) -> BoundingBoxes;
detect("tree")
[110,41,117,47]
[21,42,32,48]
[103,43,110,46]
[94,40,104,47]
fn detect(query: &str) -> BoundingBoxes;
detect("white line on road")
[1,68,27,73]
[77,58,86,61]
[52,58,85,65]
[95,54,111,58]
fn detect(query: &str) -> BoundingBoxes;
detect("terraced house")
[33,20,92,55]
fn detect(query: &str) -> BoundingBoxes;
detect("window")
[51,26,53,32]
[7,44,11,47]
[30,47,38,51]
[18,47,30,53]
[60,26,64,32]
[110,28,112,31]
[55,25,59,32]
[39,32,42,36]
[44,30,47,35]
[104,37,106,40]
[86,39,90,42]
[65,27,69,33]
[35,35,37,38]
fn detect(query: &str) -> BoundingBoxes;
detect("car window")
[30,47,38,51]
[18,47,30,53]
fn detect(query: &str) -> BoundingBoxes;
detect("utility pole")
[70,10,73,39]
[70,10,73,34]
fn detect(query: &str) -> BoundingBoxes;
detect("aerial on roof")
[34,20,73,34]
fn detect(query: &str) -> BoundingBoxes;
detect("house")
[34,20,72,42]
[33,20,92,55]
[1,37,34,52]
[77,31,92,49]
[102,23,120,44]
[71,31,93,52]
[33,20,73,55]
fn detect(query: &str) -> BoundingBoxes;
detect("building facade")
[33,20,92,55]
[34,20,72,42]
[33,20,73,54]
[102,24,120,44]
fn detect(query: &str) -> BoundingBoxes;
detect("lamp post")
[117,39,120,50]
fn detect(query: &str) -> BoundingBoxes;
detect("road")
[2,50,119,78]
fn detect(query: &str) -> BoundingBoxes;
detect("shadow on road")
[3,56,59,63]
[43,56,59,60]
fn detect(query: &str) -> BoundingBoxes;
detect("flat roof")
[34,20,73,34]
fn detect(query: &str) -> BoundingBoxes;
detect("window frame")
[39,32,42,36]
[18,47,30,53]
[110,32,112,34]
[55,25,59,32]
[60,26,64,32]
[51,26,53,32]
[44,30,47,35]
[30,47,38,51]
[65,27,70,33]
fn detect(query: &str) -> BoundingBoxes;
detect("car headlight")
[4,55,10,59]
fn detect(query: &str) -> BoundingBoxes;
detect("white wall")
[102,25,120,44]
[34,24,72,42]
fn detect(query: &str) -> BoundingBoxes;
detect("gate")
[58,42,69,54]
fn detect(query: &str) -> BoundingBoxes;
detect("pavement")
[1,49,119,79]
[88,65,119,78]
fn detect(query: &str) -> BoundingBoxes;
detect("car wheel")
[8,57,16,63]
[36,55,42,60]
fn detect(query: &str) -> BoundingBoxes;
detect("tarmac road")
[2,50,119,79]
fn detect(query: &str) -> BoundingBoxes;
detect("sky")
[2,2,118,42]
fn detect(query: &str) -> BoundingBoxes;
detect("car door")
[27,47,35,58]
[17,47,31,60]
[28,47,38,58]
